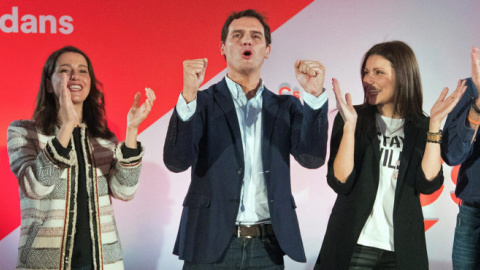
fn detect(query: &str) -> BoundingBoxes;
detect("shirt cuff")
[459,107,477,142]
[176,93,197,121]
[303,89,327,110]
[52,137,72,159]
[121,142,142,158]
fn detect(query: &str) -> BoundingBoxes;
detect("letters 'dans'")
[0,7,73,34]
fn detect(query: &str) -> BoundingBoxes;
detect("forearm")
[125,126,139,148]
[163,111,197,172]
[110,143,144,201]
[422,120,442,180]
[333,123,355,183]
[8,132,73,198]
[56,122,75,147]
[442,84,478,164]
[421,145,442,181]
[293,101,328,168]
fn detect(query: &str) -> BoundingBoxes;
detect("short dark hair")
[361,40,424,121]
[221,9,271,46]
[33,46,113,138]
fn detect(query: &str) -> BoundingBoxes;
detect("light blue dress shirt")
[176,76,328,224]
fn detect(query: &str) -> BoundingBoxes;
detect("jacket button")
[237,168,243,174]
[230,198,239,203]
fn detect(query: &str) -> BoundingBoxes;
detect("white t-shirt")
[357,113,405,251]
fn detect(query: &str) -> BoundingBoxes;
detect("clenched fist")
[182,58,208,103]
[295,60,325,97]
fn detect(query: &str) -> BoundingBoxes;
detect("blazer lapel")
[261,89,278,175]
[213,79,244,162]
[364,108,381,187]
[370,128,382,187]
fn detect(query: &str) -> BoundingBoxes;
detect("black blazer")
[164,78,328,263]
[316,105,443,270]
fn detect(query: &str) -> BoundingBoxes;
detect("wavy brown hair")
[33,46,113,138]
[360,40,425,122]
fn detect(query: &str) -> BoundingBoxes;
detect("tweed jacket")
[316,105,443,270]
[7,120,144,270]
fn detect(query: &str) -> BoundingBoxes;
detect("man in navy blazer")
[164,9,328,269]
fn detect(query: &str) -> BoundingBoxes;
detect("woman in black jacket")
[315,41,466,270]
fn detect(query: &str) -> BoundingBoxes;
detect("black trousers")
[348,244,396,270]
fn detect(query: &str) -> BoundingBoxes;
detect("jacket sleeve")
[405,116,443,194]
[326,113,357,194]
[290,97,329,169]
[415,166,444,195]
[441,78,477,166]
[108,139,145,201]
[164,92,206,173]
[7,121,75,199]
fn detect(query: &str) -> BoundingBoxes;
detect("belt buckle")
[237,225,255,238]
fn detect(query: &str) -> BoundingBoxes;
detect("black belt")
[462,201,480,209]
[235,224,275,238]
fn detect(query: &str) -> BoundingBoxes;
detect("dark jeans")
[348,244,396,270]
[183,235,284,270]
[452,204,480,270]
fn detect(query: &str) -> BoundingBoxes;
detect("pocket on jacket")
[19,221,41,265]
[183,193,211,208]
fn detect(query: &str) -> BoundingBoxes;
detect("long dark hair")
[33,46,113,138]
[360,40,425,122]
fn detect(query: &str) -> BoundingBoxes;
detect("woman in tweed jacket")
[7,46,155,270]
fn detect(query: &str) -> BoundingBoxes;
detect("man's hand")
[294,59,325,97]
[182,58,208,103]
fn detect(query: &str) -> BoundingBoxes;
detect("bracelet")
[471,99,480,115]
[468,115,480,125]
[426,130,442,143]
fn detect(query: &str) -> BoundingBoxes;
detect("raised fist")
[294,59,325,97]
[182,58,208,102]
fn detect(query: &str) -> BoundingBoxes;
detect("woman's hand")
[423,80,465,181]
[429,79,467,132]
[331,78,357,183]
[56,73,78,147]
[125,88,156,148]
[127,88,156,129]
[332,78,357,129]
[57,73,79,128]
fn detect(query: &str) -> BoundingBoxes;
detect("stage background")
[1,0,479,269]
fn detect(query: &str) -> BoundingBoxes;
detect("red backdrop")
[0,0,314,240]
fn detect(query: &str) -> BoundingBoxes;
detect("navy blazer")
[163,78,328,263]
[441,78,480,204]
